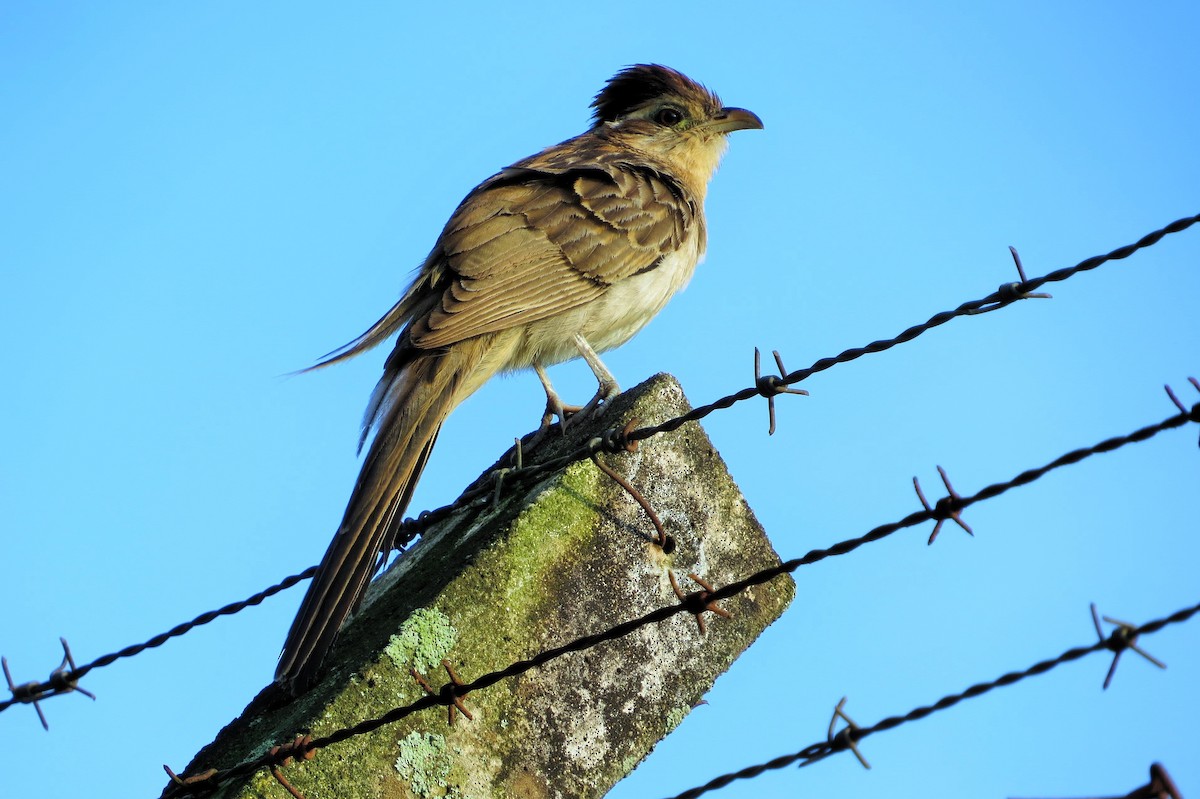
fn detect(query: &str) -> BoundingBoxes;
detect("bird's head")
[590,64,763,191]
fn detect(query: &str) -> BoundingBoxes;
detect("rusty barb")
[913,465,975,545]
[268,735,315,799]
[487,435,529,507]
[827,697,870,770]
[164,735,315,799]
[597,416,642,454]
[412,659,475,725]
[753,348,808,436]
[668,572,732,635]
[1,637,94,730]
[1091,603,1167,690]
[163,764,218,793]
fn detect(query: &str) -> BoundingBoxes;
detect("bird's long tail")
[276,339,487,692]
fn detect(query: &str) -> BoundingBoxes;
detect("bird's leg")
[522,337,621,454]
[535,362,584,432]
[520,363,584,454]
[572,333,621,419]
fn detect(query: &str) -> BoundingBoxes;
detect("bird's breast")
[509,229,705,370]
[583,241,702,351]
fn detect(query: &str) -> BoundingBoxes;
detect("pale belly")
[504,235,704,370]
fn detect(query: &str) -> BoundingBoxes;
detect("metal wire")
[156,399,1200,797]
[0,568,315,714]
[663,600,1200,799]
[1,212,1196,797]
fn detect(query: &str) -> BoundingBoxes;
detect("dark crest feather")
[590,64,721,126]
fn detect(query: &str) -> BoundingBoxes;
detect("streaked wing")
[412,150,697,350]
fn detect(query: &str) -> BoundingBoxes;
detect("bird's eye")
[654,107,684,126]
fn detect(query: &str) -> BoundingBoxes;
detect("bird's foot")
[522,361,620,455]
[523,397,583,453]
[522,337,622,454]
[571,374,621,421]
[523,366,580,453]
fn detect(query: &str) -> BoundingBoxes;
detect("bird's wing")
[412,152,698,350]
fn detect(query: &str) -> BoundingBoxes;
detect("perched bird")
[277,64,762,692]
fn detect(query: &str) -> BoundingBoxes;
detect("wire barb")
[665,600,1197,799]
[270,766,307,799]
[970,245,1054,313]
[1091,603,1167,690]
[1145,763,1184,799]
[490,467,513,507]
[598,417,642,454]
[913,466,975,544]
[268,735,315,799]
[1,637,95,730]
[826,697,870,769]
[1163,377,1200,446]
[753,348,808,436]
[668,572,732,635]
[412,660,475,725]
[162,765,218,793]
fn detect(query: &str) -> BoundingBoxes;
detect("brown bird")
[276,64,762,692]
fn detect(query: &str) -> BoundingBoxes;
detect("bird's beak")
[707,107,764,134]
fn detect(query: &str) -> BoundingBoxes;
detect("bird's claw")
[523,374,619,455]
[525,338,620,453]
[572,377,620,422]
[543,399,586,433]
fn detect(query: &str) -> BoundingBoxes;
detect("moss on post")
[173,374,794,799]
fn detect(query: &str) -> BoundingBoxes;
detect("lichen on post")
[169,374,794,799]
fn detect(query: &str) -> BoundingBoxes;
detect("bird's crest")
[590,64,721,126]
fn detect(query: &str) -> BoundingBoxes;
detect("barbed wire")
[155,392,1200,797]
[0,568,314,717]
[629,212,1200,441]
[664,600,1198,799]
[371,211,1200,547]
[1,212,1196,727]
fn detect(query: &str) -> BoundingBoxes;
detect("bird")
[276,64,762,692]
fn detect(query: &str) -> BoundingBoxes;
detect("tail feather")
[276,341,481,692]
[299,266,438,375]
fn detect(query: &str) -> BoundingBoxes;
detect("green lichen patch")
[385,607,458,674]
[169,374,794,799]
[395,731,458,798]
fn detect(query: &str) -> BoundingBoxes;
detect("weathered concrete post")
[171,373,793,799]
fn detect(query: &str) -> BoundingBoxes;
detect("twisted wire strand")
[158,401,1199,797]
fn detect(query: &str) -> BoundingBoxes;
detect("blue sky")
[2,3,1198,798]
